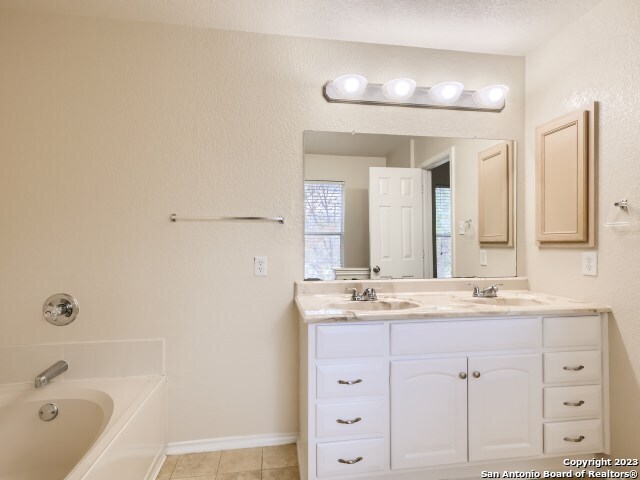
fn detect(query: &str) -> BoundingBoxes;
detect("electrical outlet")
[582,252,598,276]
[254,256,267,276]
[480,249,488,266]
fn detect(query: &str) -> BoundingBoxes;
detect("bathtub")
[0,375,167,480]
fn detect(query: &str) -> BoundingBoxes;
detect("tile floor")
[156,444,300,480]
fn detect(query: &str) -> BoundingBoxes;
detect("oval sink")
[329,299,421,311]
[460,297,546,307]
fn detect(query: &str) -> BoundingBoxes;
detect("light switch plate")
[480,249,488,266]
[582,252,597,276]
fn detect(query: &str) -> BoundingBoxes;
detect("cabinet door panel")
[468,354,542,461]
[391,357,467,469]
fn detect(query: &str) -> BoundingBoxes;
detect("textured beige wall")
[525,0,640,456]
[0,9,524,443]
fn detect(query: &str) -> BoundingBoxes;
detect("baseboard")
[146,451,166,480]
[166,432,299,455]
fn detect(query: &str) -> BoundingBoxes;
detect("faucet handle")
[467,283,481,296]
[362,287,379,301]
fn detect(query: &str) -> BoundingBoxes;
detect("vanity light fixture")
[331,74,368,97]
[428,81,464,105]
[472,84,509,108]
[381,78,417,102]
[324,76,509,112]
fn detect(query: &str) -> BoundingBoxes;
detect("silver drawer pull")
[563,400,585,407]
[563,365,585,371]
[564,435,586,443]
[338,379,363,385]
[337,417,362,425]
[338,456,363,465]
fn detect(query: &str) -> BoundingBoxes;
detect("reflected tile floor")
[156,444,299,480]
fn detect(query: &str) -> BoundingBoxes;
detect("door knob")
[472,371,481,378]
[372,266,380,273]
[459,372,467,379]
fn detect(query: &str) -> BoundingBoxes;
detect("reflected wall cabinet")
[478,141,513,245]
[535,106,596,246]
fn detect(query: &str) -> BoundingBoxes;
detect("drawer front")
[317,437,386,478]
[390,318,540,355]
[544,351,601,384]
[316,400,386,439]
[544,419,603,454]
[317,363,387,399]
[316,324,386,359]
[544,385,602,419]
[543,316,601,348]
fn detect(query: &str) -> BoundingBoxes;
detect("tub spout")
[35,360,68,388]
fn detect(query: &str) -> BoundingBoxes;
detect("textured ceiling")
[0,0,602,55]
[305,132,413,157]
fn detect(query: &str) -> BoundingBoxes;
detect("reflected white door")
[369,167,424,279]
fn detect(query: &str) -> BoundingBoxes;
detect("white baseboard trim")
[166,432,299,456]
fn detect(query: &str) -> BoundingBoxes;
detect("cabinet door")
[391,357,467,469]
[468,354,542,461]
[478,141,512,245]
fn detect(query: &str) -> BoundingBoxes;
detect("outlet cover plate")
[582,252,598,276]
[254,256,268,276]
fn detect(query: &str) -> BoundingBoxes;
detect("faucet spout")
[35,360,68,388]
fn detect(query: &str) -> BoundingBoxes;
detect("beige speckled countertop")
[295,278,611,324]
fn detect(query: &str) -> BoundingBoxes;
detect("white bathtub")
[0,375,167,480]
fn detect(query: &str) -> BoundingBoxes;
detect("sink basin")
[460,296,546,307]
[328,299,421,311]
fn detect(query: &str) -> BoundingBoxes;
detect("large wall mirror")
[303,131,516,281]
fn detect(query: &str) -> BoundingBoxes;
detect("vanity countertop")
[294,278,611,324]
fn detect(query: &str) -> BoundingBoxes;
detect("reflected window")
[434,186,452,278]
[304,181,345,280]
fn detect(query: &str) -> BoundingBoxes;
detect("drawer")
[317,400,386,439]
[317,437,386,478]
[316,324,386,359]
[544,385,602,419]
[544,351,601,384]
[543,316,600,348]
[544,419,603,454]
[317,363,387,399]
[390,318,540,355]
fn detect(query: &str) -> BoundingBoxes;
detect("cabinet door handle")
[563,435,586,443]
[337,379,362,385]
[472,371,481,378]
[563,365,585,371]
[338,456,363,465]
[336,417,362,425]
[563,400,585,407]
[459,372,467,379]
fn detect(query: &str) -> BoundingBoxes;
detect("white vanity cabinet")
[298,314,609,480]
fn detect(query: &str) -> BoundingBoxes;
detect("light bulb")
[332,74,368,97]
[428,81,464,105]
[381,78,416,102]
[472,84,509,108]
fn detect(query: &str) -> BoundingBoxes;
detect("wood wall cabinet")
[536,105,596,246]
[478,141,513,245]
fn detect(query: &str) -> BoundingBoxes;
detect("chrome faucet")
[35,360,68,388]
[345,287,379,301]
[470,283,502,298]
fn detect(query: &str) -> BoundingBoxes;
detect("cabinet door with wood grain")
[536,110,588,243]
